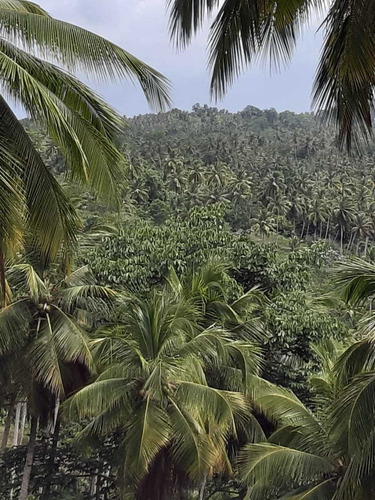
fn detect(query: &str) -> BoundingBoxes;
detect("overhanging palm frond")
[168,0,220,48]
[0,49,123,201]
[0,96,79,268]
[0,2,171,110]
[313,0,375,149]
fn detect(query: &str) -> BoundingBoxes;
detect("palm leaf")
[238,443,334,494]
[123,396,171,483]
[0,3,171,110]
[0,95,79,268]
[168,398,216,481]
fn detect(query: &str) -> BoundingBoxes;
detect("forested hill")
[23,104,375,255]
[118,105,375,252]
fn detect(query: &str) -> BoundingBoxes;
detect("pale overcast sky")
[37,0,324,117]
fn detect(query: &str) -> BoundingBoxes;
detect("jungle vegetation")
[2,0,375,499]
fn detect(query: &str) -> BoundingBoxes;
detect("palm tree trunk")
[301,220,306,238]
[12,403,22,447]
[306,222,310,238]
[325,218,330,241]
[41,418,61,500]
[340,226,344,253]
[199,475,208,500]
[19,416,38,500]
[1,401,14,453]
[365,236,369,257]
[320,222,323,239]
[19,403,27,445]
[0,243,6,307]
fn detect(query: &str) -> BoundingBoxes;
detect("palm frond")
[0,299,30,354]
[333,257,375,305]
[238,443,334,494]
[313,0,375,149]
[0,95,79,268]
[0,48,124,201]
[0,4,171,110]
[330,371,375,456]
[168,0,220,48]
[7,263,47,301]
[176,381,248,428]
[168,398,216,481]
[29,306,94,397]
[123,396,171,483]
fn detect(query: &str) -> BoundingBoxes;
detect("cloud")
[35,1,324,116]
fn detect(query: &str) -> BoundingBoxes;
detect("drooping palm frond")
[123,396,172,483]
[330,371,375,456]
[0,0,171,111]
[168,399,216,481]
[28,305,94,398]
[333,257,375,305]
[0,299,30,354]
[238,443,334,498]
[313,0,375,149]
[0,96,79,268]
[7,263,47,301]
[249,376,322,433]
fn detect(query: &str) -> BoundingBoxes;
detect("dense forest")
[2,106,375,498]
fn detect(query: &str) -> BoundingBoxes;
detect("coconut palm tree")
[0,263,116,499]
[0,0,170,282]
[65,266,263,499]
[238,338,375,499]
[251,209,276,241]
[167,0,375,148]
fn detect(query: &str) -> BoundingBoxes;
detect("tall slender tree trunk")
[306,222,311,238]
[365,236,369,257]
[12,403,22,447]
[19,417,38,500]
[340,226,344,253]
[199,475,207,500]
[319,222,323,239]
[0,243,6,307]
[19,403,27,445]
[1,401,14,453]
[325,218,330,241]
[41,418,61,500]
[301,220,306,238]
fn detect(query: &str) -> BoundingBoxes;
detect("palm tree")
[333,197,355,252]
[251,209,276,241]
[0,0,170,280]
[238,264,375,498]
[308,199,328,240]
[0,263,115,499]
[351,213,372,255]
[267,193,291,241]
[65,267,262,499]
[168,0,375,147]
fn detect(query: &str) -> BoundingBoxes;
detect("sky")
[37,0,324,117]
